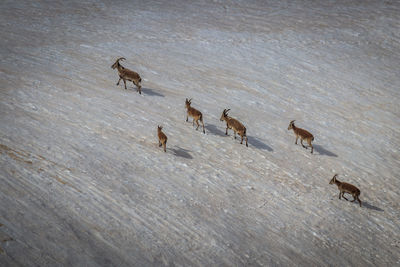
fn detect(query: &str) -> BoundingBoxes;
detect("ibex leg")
[301,139,306,149]
[308,139,313,153]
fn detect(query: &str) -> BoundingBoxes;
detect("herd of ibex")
[112,57,362,207]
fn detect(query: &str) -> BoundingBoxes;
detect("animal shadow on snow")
[362,201,384,212]
[313,144,337,157]
[170,146,193,159]
[205,124,273,151]
[336,197,384,211]
[141,87,164,97]
[247,136,273,151]
[205,124,226,137]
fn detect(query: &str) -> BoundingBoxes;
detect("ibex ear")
[226,109,230,113]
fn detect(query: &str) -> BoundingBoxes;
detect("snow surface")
[1,0,400,266]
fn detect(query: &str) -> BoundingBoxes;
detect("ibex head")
[329,174,338,184]
[288,120,296,130]
[185,98,192,109]
[220,109,230,121]
[111,57,126,69]
[157,125,163,131]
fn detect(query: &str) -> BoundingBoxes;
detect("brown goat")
[220,109,248,147]
[329,174,362,207]
[157,125,167,152]
[288,120,314,153]
[111,57,142,94]
[185,98,205,134]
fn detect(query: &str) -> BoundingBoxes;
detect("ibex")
[329,174,362,207]
[288,120,314,153]
[185,98,205,134]
[220,109,248,147]
[157,125,167,152]
[111,57,142,94]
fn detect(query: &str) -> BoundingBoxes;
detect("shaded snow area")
[1,0,400,266]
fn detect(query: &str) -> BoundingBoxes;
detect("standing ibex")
[288,120,314,153]
[185,98,205,134]
[157,125,167,152]
[329,174,362,207]
[220,109,248,147]
[111,57,142,94]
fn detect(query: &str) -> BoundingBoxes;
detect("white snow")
[1,0,400,266]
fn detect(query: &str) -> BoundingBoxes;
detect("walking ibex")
[185,98,205,134]
[157,125,167,152]
[329,174,362,207]
[288,120,314,153]
[220,109,248,147]
[111,57,142,94]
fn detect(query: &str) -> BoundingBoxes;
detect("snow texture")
[1,0,400,266]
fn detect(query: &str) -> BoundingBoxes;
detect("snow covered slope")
[1,0,399,265]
